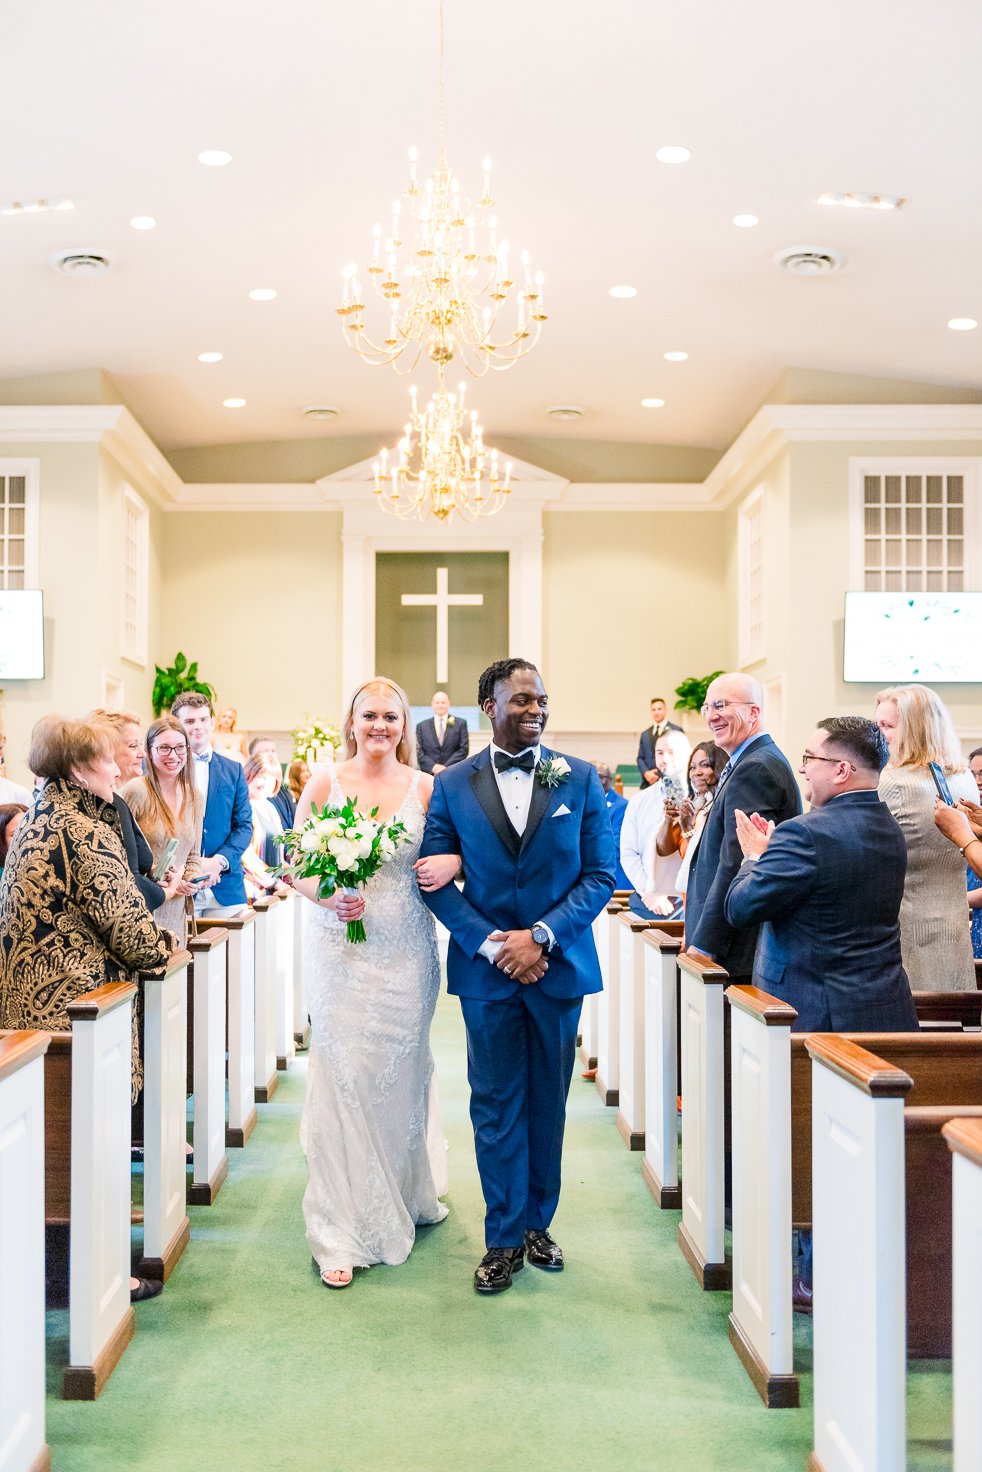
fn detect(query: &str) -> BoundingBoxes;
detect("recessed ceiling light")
[948,318,977,331]
[663,351,688,362]
[223,398,247,408]
[817,191,906,211]
[609,285,637,299]
[303,405,340,420]
[129,216,156,231]
[48,248,114,277]
[774,245,847,277]
[641,398,666,409]
[198,351,223,363]
[732,214,759,229]
[1,196,75,216]
[656,145,691,165]
[198,150,232,167]
[249,288,277,302]
[546,405,585,421]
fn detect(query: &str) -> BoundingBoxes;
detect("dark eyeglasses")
[801,751,856,772]
[152,744,187,757]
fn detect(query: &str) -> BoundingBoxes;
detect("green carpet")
[45,997,952,1472]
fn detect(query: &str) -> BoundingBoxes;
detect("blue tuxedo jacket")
[418,746,616,1000]
[416,716,469,774]
[200,750,253,907]
[685,734,802,975]
[724,789,918,1032]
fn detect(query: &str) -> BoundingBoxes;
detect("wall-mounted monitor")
[0,590,44,680]
[843,591,982,683]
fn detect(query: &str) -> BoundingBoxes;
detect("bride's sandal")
[321,1267,354,1290]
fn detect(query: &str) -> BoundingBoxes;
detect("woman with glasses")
[655,740,727,903]
[121,715,203,946]
[875,683,977,990]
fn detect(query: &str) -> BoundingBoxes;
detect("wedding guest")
[88,708,179,914]
[968,747,982,958]
[249,736,295,827]
[0,802,27,872]
[243,754,288,885]
[0,735,32,804]
[655,741,727,902]
[875,684,977,989]
[287,759,311,805]
[417,691,469,775]
[172,692,252,918]
[636,696,683,789]
[595,762,631,889]
[684,673,801,978]
[0,715,173,1304]
[121,716,202,947]
[933,762,982,960]
[213,705,249,763]
[620,729,692,919]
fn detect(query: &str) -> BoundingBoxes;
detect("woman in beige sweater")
[875,683,976,990]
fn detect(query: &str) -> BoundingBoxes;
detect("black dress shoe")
[474,1247,524,1294]
[131,1277,163,1303]
[523,1229,564,1271]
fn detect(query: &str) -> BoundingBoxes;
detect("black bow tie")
[494,751,536,775]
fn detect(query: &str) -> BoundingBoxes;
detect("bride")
[293,678,458,1288]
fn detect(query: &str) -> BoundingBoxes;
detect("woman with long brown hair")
[121,715,203,946]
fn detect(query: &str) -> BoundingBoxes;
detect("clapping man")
[417,691,469,775]
[637,696,682,789]
[173,693,252,917]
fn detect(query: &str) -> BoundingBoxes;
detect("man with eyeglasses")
[684,673,800,980]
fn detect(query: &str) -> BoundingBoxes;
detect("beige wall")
[542,510,729,734]
[158,512,343,734]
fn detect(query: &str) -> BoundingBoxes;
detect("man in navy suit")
[725,716,917,1031]
[416,691,470,774]
[637,696,683,788]
[418,659,615,1294]
[685,673,801,978]
[173,693,253,915]
[595,762,631,889]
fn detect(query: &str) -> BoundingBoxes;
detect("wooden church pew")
[186,929,230,1205]
[291,889,310,1050]
[641,926,684,1208]
[137,949,192,1283]
[943,1116,982,1472]
[676,949,732,1289]
[0,1029,51,1467]
[271,890,296,1072]
[198,910,258,1148]
[584,897,627,1070]
[593,899,627,1104]
[615,914,685,1153]
[251,896,280,1103]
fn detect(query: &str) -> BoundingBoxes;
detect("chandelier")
[337,0,546,377]
[373,375,512,522]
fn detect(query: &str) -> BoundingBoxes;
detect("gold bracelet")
[960,838,981,855]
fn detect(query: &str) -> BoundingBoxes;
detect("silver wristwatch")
[531,923,551,948]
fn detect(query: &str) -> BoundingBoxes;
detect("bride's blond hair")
[341,678,415,767]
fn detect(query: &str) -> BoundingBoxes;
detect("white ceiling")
[3,0,982,456]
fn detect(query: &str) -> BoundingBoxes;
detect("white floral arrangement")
[291,715,342,763]
[276,796,410,943]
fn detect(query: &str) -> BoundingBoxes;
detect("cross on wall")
[401,566,484,685]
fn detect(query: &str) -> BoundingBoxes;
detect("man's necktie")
[715,760,733,792]
[494,751,536,774]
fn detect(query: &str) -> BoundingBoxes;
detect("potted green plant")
[674,671,724,721]
[151,653,217,718]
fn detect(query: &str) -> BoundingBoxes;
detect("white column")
[272,894,296,1072]
[0,1030,50,1463]
[726,984,799,1408]
[641,928,682,1208]
[946,1117,982,1472]
[252,898,279,1103]
[677,952,731,1290]
[139,951,191,1282]
[188,931,230,1205]
[65,983,137,1397]
[809,1035,912,1472]
[201,913,257,1148]
[616,913,651,1149]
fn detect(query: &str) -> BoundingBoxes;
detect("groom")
[418,658,615,1294]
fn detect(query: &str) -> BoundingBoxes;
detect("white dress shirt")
[192,747,212,799]
[620,784,682,898]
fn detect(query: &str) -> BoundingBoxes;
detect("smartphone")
[151,837,180,881]
[929,761,955,806]
[662,774,686,807]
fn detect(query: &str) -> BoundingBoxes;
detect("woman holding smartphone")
[875,683,977,990]
[122,715,203,946]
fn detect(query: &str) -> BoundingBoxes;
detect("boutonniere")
[537,755,571,789]
[446,715,455,726]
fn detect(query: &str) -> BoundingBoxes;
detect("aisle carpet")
[45,996,951,1472]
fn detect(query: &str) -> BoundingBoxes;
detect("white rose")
[300,827,321,853]
[327,834,351,858]
[377,833,395,859]
[552,757,571,777]
[333,841,359,871]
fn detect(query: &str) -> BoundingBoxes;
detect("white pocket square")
[552,804,572,817]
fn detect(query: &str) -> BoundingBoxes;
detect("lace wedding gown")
[301,768,448,1273]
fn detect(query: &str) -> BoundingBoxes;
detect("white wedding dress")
[300,768,448,1273]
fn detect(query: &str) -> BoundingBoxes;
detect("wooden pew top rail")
[251,895,282,913]
[616,911,659,933]
[0,1027,50,1081]
[911,990,982,1028]
[725,984,798,1028]
[138,948,191,982]
[805,1035,914,1098]
[943,1114,982,1166]
[198,910,256,932]
[677,950,729,986]
[188,929,229,954]
[66,981,137,1022]
[641,928,682,955]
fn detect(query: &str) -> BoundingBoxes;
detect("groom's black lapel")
[521,750,554,853]
[469,751,521,859]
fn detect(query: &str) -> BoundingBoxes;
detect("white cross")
[401,566,484,684]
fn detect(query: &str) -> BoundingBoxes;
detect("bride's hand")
[414,854,462,891]
[334,891,366,921]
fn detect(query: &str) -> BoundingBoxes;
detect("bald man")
[684,672,801,980]
[416,691,470,775]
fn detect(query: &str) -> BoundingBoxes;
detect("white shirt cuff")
[535,922,556,951]
[479,937,504,964]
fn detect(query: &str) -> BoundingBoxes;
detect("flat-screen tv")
[843,591,982,683]
[0,590,44,679]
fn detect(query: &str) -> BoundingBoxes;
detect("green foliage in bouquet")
[673,671,725,713]
[291,716,342,761]
[151,652,216,718]
[276,795,410,943]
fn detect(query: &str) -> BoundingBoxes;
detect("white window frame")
[848,457,979,591]
[120,486,149,667]
[0,458,41,588]
[738,484,766,667]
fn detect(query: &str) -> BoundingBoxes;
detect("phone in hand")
[929,761,955,806]
[662,774,687,807]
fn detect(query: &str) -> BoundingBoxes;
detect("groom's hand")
[489,929,546,984]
